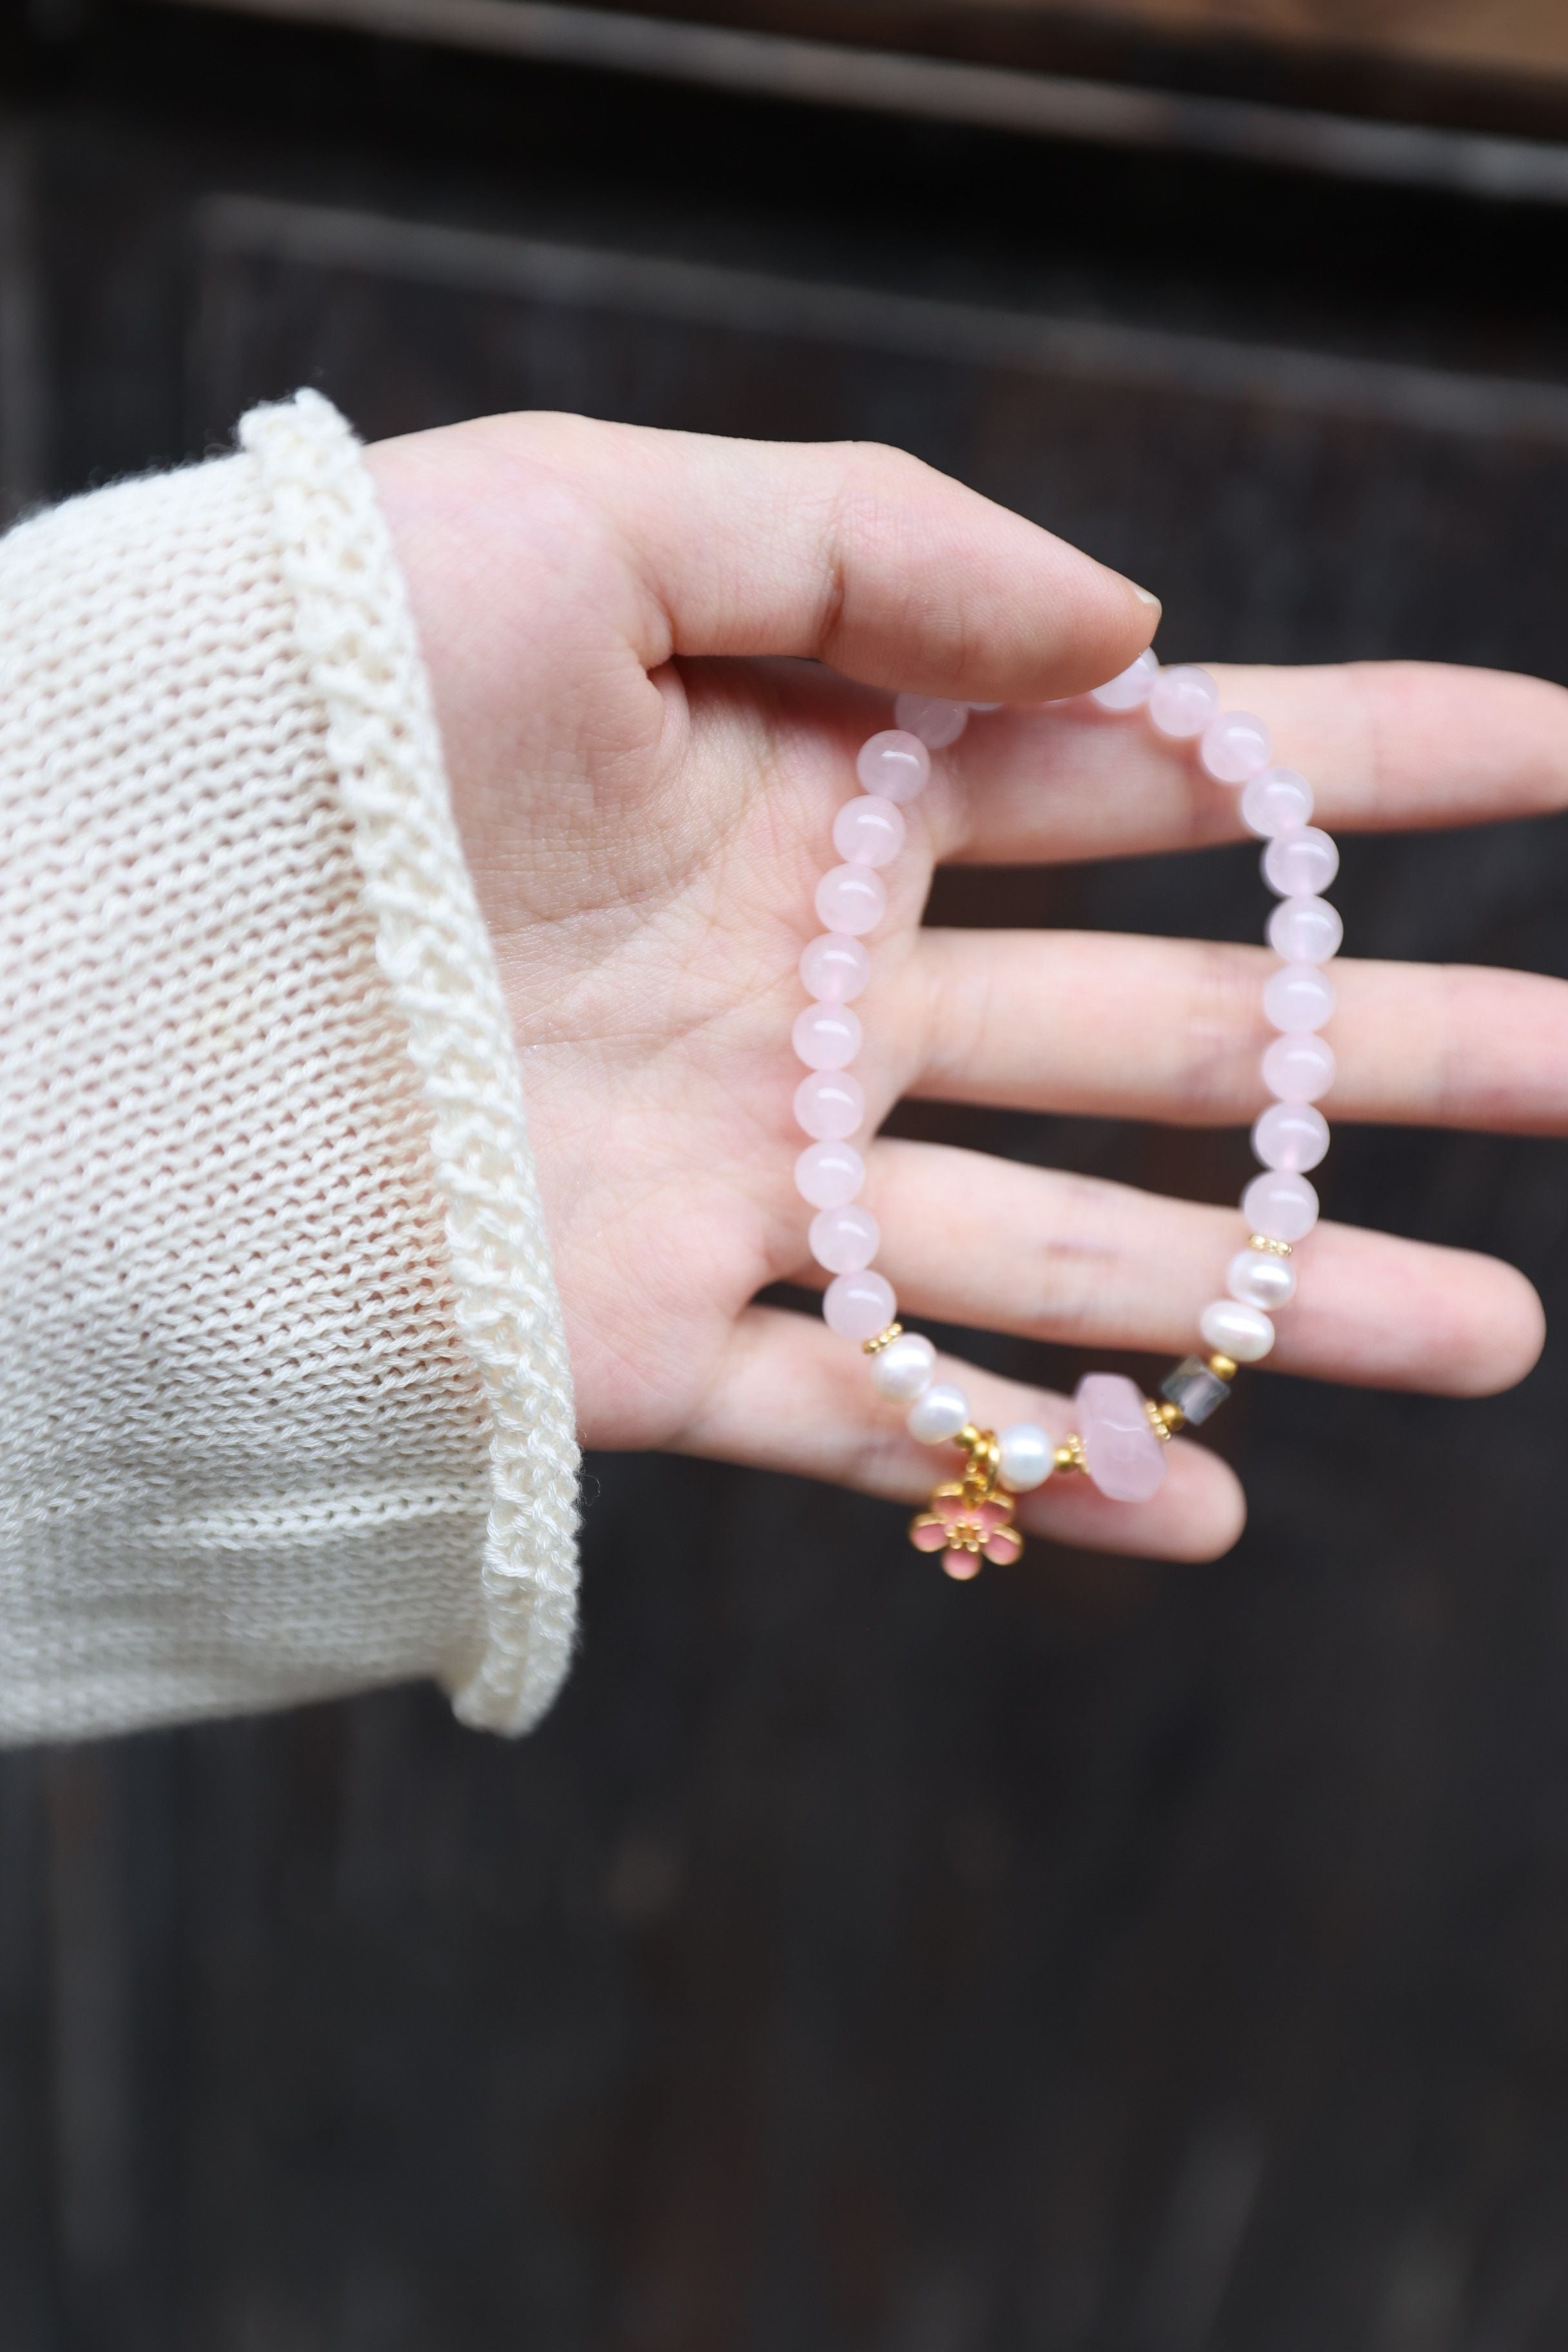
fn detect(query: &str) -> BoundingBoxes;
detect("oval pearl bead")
[894,694,968,749]
[1267,896,1342,964]
[814,863,886,937]
[1075,1373,1167,1501]
[998,1422,1054,1491]
[1253,1101,1329,1173]
[792,1001,861,1070]
[1262,1032,1335,1103]
[809,1203,879,1273]
[908,1382,970,1444]
[799,932,871,1003]
[1199,1298,1275,1362]
[870,1331,936,1402]
[856,730,930,803]
[1089,649,1158,712]
[1242,1170,1319,1242]
[1263,827,1339,897]
[1240,765,1314,838]
[833,793,906,868]
[1199,710,1271,785]
[794,1140,863,1208]
[1149,664,1220,740]
[794,1069,865,1141]
[1262,962,1336,1035]
[1226,1247,1297,1311]
[824,1269,896,1341]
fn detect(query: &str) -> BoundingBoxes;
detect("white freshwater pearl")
[833,794,906,868]
[1267,895,1342,963]
[809,1204,879,1273]
[894,694,968,749]
[1262,962,1336,1034]
[1199,710,1271,785]
[1149,664,1219,740]
[856,730,930,802]
[1089,650,1158,712]
[824,1269,897,1341]
[1253,1102,1330,1173]
[1199,1298,1275,1362]
[1240,765,1314,838]
[870,1331,936,1402]
[998,1422,1054,1491]
[799,932,871,1003]
[1263,827,1339,897]
[814,863,886,936]
[908,1382,971,1444]
[1242,1170,1319,1242]
[1226,1247,1297,1311]
[1262,1033,1335,1103]
[794,1140,863,1208]
[794,1069,865,1141]
[792,1001,861,1070]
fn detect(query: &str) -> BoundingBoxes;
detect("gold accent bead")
[1146,1399,1184,1440]
[1206,1353,1239,1382]
[1054,1434,1087,1475]
[1248,1233,1293,1257]
[862,1322,904,1355]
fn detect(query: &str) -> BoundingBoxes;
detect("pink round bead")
[799,933,871,1003]
[814,863,886,936]
[1242,1170,1318,1242]
[823,1269,897,1341]
[1262,1034,1335,1104]
[1253,1101,1329,1173]
[832,794,906,868]
[1148,664,1220,740]
[792,1001,861,1070]
[808,1203,879,1273]
[856,730,930,803]
[794,1141,864,1208]
[1240,766,1314,839]
[1199,710,1272,785]
[1263,827,1339,897]
[1267,896,1342,963]
[794,1069,865,1141]
[894,694,968,749]
[1262,962,1335,1035]
[1088,649,1158,712]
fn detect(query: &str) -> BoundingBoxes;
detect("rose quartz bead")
[1149,664,1219,740]
[799,933,871,1003]
[1262,963,1335,1035]
[1199,1299,1275,1362]
[794,1140,864,1208]
[1263,827,1339,897]
[794,1069,865,1141]
[1262,1033,1335,1103]
[1242,1170,1318,1242]
[832,794,905,868]
[1199,710,1271,785]
[1226,1246,1297,1311]
[824,1269,897,1341]
[815,863,886,937]
[810,1202,879,1273]
[1240,765,1314,839]
[870,1331,936,1401]
[792,1001,861,1070]
[1089,649,1158,712]
[1253,1101,1329,1173]
[1074,1373,1167,1501]
[1267,896,1342,964]
[856,730,930,803]
[894,693,968,749]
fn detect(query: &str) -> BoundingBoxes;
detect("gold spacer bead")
[1054,1433,1087,1475]
[862,1322,904,1355]
[1206,1353,1239,1382]
[1248,1233,1293,1257]
[1146,1399,1184,1440]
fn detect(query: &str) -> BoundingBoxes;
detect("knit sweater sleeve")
[0,389,580,1744]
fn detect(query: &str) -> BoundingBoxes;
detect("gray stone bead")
[1160,1357,1233,1426]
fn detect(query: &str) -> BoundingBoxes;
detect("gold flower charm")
[909,1482,1024,1579]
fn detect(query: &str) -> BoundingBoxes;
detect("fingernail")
[1133,585,1162,614]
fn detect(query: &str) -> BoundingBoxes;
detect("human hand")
[367,415,1557,1563]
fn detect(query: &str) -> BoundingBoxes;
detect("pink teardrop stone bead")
[1074,1373,1168,1502]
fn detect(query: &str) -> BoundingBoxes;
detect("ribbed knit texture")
[0,393,580,1742]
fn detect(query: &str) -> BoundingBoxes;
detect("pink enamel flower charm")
[909,1483,1023,1580]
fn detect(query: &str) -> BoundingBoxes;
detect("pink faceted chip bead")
[1074,1373,1168,1502]
[856,730,930,803]
[1199,710,1271,785]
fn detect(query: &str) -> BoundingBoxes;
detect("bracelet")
[792,658,1338,1577]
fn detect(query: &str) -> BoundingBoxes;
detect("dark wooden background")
[9,5,1568,2347]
